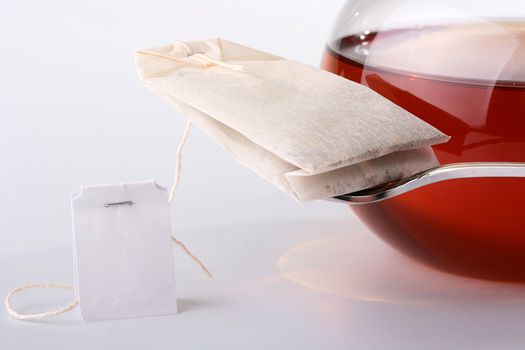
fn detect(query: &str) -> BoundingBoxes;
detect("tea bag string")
[5,284,79,321]
[5,121,210,321]
[168,121,213,279]
[137,41,244,72]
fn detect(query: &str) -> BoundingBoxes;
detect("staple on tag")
[104,201,134,207]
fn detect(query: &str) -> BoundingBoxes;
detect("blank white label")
[71,180,178,320]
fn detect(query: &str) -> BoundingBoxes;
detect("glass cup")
[322,0,525,281]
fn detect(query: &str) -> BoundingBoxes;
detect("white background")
[0,0,348,256]
[3,1,525,349]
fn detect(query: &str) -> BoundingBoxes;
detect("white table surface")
[2,0,525,348]
[3,216,525,350]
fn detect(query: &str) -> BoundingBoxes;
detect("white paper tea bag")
[71,180,178,320]
[136,38,449,201]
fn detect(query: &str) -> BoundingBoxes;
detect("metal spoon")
[332,162,525,204]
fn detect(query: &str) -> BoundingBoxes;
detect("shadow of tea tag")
[71,180,178,320]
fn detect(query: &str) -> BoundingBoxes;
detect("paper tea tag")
[71,180,178,320]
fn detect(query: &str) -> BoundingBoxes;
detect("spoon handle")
[332,162,525,204]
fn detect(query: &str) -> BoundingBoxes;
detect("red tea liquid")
[322,23,525,281]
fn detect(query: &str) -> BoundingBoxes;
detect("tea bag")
[136,38,449,201]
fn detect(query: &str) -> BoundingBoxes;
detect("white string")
[137,47,244,73]
[5,283,79,320]
[189,53,244,72]
[5,120,211,321]
[171,236,213,279]
[169,121,192,204]
[168,120,213,279]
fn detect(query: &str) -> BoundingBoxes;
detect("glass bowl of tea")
[322,0,525,281]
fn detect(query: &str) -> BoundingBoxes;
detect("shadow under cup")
[321,23,525,282]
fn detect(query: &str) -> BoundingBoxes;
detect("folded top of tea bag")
[136,38,449,201]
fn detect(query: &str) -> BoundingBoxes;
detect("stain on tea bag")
[284,147,439,202]
[136,38,449,202]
